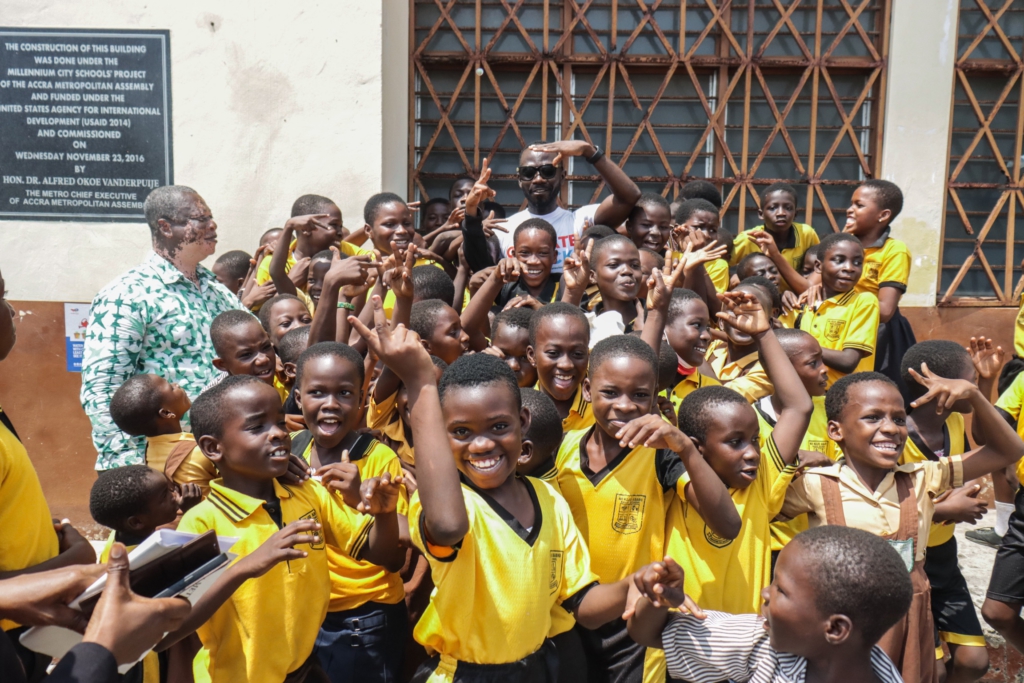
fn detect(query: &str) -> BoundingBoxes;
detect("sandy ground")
[955,509,1000,640]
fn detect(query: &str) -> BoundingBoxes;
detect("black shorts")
[924,536,985,646]
[411,640,558,683]
[575,618,648,683]
[986,486,1024,605]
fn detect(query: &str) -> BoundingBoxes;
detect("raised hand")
[385,242,417,300]
[716,291,770,337]
[627,557,700,615]
[241,281,277,310]
[676,241,728,275]
[562,239,594,292]
[969,336,1005,380]
[481,210,509,238]
[937,483,988,525]
[646,250,686,310]
[907,362,978,412]
[494,258,523,284]
[748,229,781,259]
[287,257,312,289]
[173,483,203,514]
[326,248,375,288]
[233,520,322,580]
[528,139,595,166]
[277,453,312,486]
[316,449,362,509]
[357,471,404,515]
[349,295,436,386]
[464,158,497,216]
[285,213,333,237]
[502,295,543,311]
[615,413,690,451]
[781,289,799,314]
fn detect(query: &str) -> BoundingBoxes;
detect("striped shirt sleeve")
[662,611,767,682]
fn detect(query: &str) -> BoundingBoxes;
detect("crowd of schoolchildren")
[6,137,1024,683]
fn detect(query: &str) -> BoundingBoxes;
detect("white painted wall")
[2,0,407,303]
[879,0,959,307]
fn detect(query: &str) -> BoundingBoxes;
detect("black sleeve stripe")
[765,435,786,472]
[878,281,907,292]
[561,581,598,614]
[655,449,687,492]
[349,518,375,559]
[842,343,875,352]
[418,510,460,563]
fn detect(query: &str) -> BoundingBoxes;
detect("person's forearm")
[404,380,469,546]
[268,226,297,296]
[361,511,404,572]
[768,252,810,294]
[680,444,741,539]
[308,278,341,346]
[0,542,97,581]
[973,407,1017,446]
[640,308,667,357]
[461,275,504,350]
[574,577,630,629]
[820,347,863,374]
[878,287,902,323]
[462,211,496,271]
[978,371,997,405]
[561,283,586,306]
[756,329,812,462]
[452,268,469,313]
[348,287,379,351]
[592,155,642,227]
[625,596,669,649]
[156,561,254,650]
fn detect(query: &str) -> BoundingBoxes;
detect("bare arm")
[268,224,298,296]
[530,141,641,227]
[820,347,868,375]
[877,287,902,324]
[461,261,519,351]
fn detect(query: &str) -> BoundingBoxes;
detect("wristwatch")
[586,145,604,165]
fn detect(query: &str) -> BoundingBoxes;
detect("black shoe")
[965,527,1003,549]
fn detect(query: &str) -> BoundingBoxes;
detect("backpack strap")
[818,474,847,526]
[290,430,314,462]
[893,471,919,550]
[164,440,200,481]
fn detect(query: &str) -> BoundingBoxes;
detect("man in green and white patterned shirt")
[81,185,245,470]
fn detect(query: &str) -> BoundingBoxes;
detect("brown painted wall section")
[0,302,1019,538]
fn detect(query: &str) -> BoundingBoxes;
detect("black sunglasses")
[517,164,558,180]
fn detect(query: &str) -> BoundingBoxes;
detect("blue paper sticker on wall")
[64,303,90,372]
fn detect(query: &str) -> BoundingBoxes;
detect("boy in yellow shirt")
[109,373,219,495]
[527,303,594,432]
[211,310,278,390]
[798,233,879,386]
[666,291,811,617]
[255,194,348,287]
[172,375,405,683]
[705,282,775,402]
[290,342,409,683]
[351,298,676,683]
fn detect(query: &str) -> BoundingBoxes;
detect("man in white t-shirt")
[468,140,641,273]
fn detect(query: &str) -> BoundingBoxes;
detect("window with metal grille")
[411,0,889,238]
[940,0,1024,305]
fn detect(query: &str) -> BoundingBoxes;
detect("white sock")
[996,501,1014,537]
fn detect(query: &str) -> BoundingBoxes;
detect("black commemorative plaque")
[0,28,172,221]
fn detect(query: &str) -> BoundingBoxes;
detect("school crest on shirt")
[299,509,325,550]
[823,319,846,342]
[867,264,880,281]
[612,494,646,535]
[806,439,829,454]
[704,524,733,549]
[549,550,564,594]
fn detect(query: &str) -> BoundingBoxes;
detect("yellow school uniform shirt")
[754,396,838,550]
[145,433,218,496]
[899,413,966,547]
[994,373,1024,486]
[0,419,60,631]
[408,477,598,671]
[667,370,720,413]
[367,390,415,466]
[665,433,797,615]
[798,290,879,386]
[731,223,820,291]
[177,478,374,683]
[706,339,774,403]
[295,432,408,612]
[781,455,964,564]
[256,240,374,285]
[561,384,594,432]
[855,231,911,297]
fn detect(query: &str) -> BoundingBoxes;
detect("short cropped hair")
[277,326,310,365]
[109,375,165,436]
[859,179,904,221]
[521,388,562,461]
[529,301,590,347]
[261,227,282,244]
[363,192,406,225]
[438,352,521,407]
[190,375,268,440]
[482,200,506,219]
[422,196,450,212]
[578,225,615,251]
[678,180,722,208]
[214,250,253,281]
[679,385,749,441]
[900,341,973,404]
[591,234,639,264]
[311,249,335,264]
[631,192,671,220]
[666,288,704,323]
[411,265,455,305]
[818,232,862,259]
[639,248,665,271]
[628,332,677,392]
[736,253,774,280]
[760,182,799,207]
[589,334,657,380]
[295,341,365,388]
[258,294,304,334]
[143,185,199,236]
[211,310,263,357]
[291,194,337,218]
[409,300,452,341]
[801,243,822,265]
[90,465,162,530]
[792,525,913,644]
[673,198,719,225]
[491,306,534,339]
[738,276,781,312]
[825,372,898,422]
[514,218,558,250]
[773,328,817,356]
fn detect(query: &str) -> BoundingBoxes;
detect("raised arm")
[640,252,686,355]
[748,230,811,294]
[461,159,499,272]
[717,291,811,463]
[908,365,1024,482]
[350,297,469,547]
[461,259,521,350]
[267,222,298,295]
[307,249,375,346]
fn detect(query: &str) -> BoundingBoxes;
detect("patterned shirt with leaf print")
[81,252,245,470]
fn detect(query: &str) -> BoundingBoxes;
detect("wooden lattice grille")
[411,0,890,236]
[940,0,1024,305]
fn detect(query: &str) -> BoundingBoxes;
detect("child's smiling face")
[697,402,761,489]
[584,355,657,438]
[268,299,313,347]
[828,380,907,470]
[665,299,712,369]
[593,241,642,304]
[628,203,672,252]
[514,227,556,289]
[820,240,864,295]
[216,322,277,385]
[424,305,470,366]
[369,201,415,254]
[441,381,528,489]
[296,355,363,449]
[528,315,590,403]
